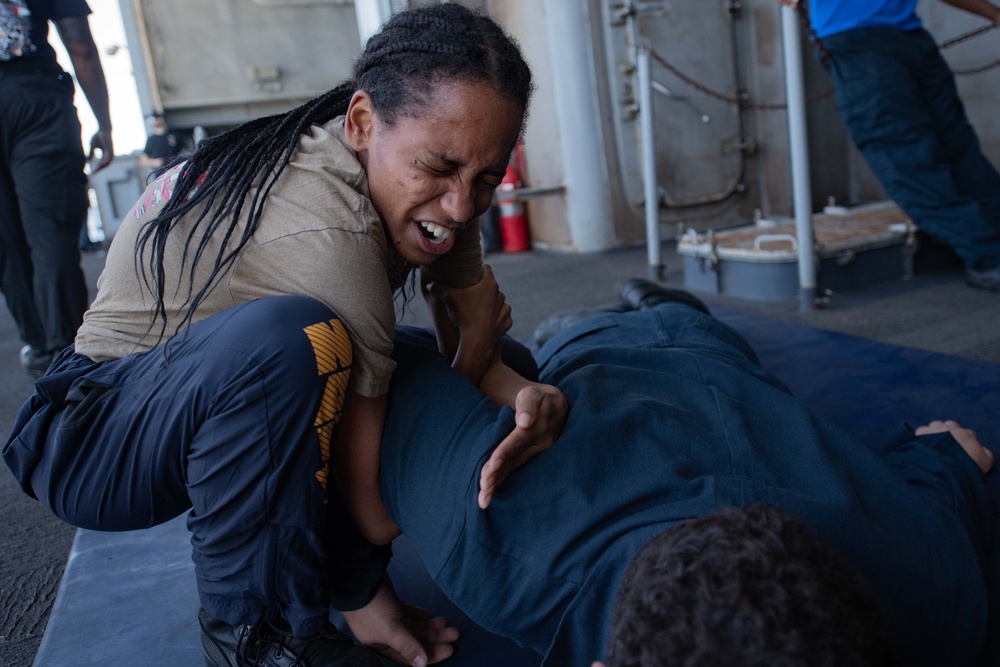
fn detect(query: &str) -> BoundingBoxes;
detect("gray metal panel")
[90,154,146,241]
[602,2,746,209]
[132,0,361,128]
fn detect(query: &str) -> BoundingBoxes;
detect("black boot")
[533,301,633,349]
[620,278,711,315]
[199,608,382,667]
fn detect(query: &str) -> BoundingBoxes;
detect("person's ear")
[344,90,375,152]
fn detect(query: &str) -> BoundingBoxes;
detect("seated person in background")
[376,279,996,667]
[138,111,182,170]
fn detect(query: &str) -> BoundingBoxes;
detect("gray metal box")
[678,202,913,301]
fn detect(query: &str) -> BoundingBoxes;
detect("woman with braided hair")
[3,4,566,666]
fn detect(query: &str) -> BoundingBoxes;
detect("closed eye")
[424,164,454,176]
[480,170,507,188]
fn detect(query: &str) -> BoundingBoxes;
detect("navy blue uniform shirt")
[380,306,993,666]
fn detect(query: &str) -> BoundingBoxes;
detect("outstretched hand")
[342,580,459,667]
[422,265,570,509]
[915,420,994,473]
[479,380,568,509]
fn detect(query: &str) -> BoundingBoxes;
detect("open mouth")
[419,221,454,245]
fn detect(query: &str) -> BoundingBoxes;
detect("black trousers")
[0,69,89,351]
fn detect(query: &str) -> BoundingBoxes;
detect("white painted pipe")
[637,45,664,280]
[543,0,616,253]
[780,4,817,311]
[355,0,393,47]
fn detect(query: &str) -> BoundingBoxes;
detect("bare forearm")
[421,271,459,362]
[333,391,400,545]
[478,359,531,409]
[56,17,112,131]
[938,0,1000,22]
[421,270,496,385]
[429,295,533,410]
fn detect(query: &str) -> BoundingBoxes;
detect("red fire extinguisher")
[496,166,530,252]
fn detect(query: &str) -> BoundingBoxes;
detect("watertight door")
[602,1,747,212]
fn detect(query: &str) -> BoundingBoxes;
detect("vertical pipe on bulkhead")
[636,45,664,280]
[780,3,817,311]
[543,0,616,252]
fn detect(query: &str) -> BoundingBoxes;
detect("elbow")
[344,483,400,545]
[359,519,400,546]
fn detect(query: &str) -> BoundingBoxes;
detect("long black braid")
[136,2,533,338]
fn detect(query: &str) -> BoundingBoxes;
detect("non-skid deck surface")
[35,309,999,666]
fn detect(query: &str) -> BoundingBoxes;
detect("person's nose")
[440,183,477,225]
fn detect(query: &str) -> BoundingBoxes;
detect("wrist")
[451,327,496,382]
[478,361,526,409]
[452,340,492,385]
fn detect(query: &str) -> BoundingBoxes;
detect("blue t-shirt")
[809,0,922,38]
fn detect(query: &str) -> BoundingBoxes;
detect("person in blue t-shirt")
[781,0,1000,292]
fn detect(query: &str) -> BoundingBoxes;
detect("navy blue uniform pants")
[3,296,369,636]
[823,27,1000,271]
[0,69,90,352]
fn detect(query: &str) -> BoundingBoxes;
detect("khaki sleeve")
[230,228,396,398]
[224,125,405,396]
[421,217,484,288]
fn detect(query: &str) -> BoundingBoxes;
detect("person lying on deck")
[368,278,996,667]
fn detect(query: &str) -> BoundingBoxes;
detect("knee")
[249,295,340,330]
[225,296,339,339]
[187,296,352,385]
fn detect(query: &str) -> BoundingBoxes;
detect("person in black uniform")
[138,111,182,170]
[0,0,113,376]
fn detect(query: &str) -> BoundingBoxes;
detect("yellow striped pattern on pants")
[303,318,352,488]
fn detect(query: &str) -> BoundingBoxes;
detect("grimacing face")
[345,80,523,266]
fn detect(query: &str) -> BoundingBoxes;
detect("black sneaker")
[965,266,1000,292]
[199,608,383,667]
[19,345,53,378]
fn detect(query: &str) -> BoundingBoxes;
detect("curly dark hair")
[605,504,900,667]
[136,2,533,339]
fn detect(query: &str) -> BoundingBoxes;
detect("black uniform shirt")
[0,0,91,74]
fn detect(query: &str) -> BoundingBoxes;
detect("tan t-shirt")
[75,117,482,397]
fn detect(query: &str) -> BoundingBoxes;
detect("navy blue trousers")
[0,70,90,351]
[823,27,1000,271]
[3,296,371,636]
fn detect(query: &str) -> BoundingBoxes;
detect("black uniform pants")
[0,69,89,352]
